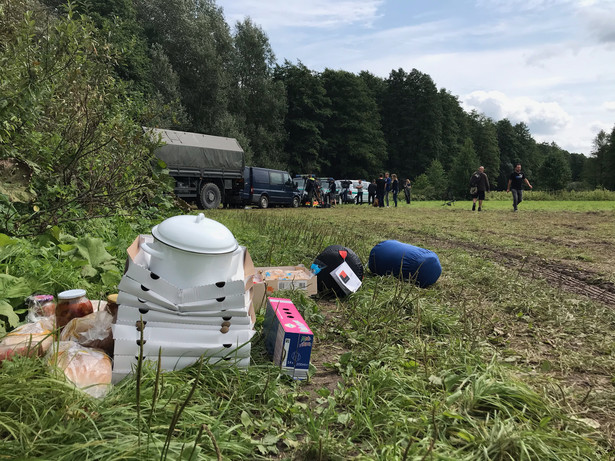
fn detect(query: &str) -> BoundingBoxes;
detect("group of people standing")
[368,172,412,208]
[469,163,533,212]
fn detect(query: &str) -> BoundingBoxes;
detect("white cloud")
[462,90,572,135]
[219,0,384,29]
[602,101,615,111]
[577,1,615,43]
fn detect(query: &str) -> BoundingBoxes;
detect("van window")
[253,169,268,184]
[270,171,284,185]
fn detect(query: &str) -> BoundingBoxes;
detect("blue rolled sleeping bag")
[368,240,441,287]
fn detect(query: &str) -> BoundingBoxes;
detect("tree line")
[2,0,615,234]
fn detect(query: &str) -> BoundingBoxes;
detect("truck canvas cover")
[144,127,244,171]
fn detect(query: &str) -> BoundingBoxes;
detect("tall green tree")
[448,138,480,198]
[514,122,541,176]
[382,68,443,179]
[566,151,587,184]
[274,61,330,174]
[537,151,572,191]
[135,0,235,134]
[583,129,611,189]
[320,69,385,178]
[468,112,500,188]
[0,2,167,236]
[229,18,286,167]
[424,159,448,200]
[496,119,522,187]
[439,89,469,169]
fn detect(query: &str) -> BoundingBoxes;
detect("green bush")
[0,2,174,236]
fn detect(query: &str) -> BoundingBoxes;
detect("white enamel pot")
[140,213,239,288]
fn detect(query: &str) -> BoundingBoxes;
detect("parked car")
[242,167,300,208]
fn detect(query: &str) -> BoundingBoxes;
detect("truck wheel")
[259,195,269,209]
[198,183,221,209]
[292,196,300,208]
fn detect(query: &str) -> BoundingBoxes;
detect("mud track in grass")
[422,234,615,307]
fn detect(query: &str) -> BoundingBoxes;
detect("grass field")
[1,200,614,459]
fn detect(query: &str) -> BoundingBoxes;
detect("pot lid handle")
[196,213,205,223]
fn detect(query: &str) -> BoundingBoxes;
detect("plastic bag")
[0,319,55,362]
[60,310,114,356]
[47,341,112,399]
[26,294,56,322]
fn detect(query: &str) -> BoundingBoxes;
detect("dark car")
[243,167,300,208]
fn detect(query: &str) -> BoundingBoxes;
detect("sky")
[217,0,615,156]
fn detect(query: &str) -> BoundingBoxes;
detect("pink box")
[264,298,313,379]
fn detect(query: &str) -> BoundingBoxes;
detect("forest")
[2,0,615,235]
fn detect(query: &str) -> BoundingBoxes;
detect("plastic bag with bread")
[47,341,112,398]
[0,319,55,362]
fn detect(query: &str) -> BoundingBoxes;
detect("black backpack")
[470,173,480,187]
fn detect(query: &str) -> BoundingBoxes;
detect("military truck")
[145,127,245,209]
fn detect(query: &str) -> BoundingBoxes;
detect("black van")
[243,167,300,208]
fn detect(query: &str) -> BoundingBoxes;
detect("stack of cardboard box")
[112,235,255,382]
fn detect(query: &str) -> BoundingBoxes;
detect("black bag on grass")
[313,245,363,296]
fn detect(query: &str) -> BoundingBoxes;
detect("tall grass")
[1,207,613,459]
[487,188,615,201]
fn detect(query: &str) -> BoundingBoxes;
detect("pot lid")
[151,213,238,254]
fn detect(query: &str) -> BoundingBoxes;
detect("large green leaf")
[0,274,33,300]
[0,233,18,246]
[0,299,20,328]
[74,236,114,269]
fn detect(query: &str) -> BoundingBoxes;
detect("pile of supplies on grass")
[114,213,255,383]
[0,213,256,395]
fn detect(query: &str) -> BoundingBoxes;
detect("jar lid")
[107,294,118,303]
[58,289,87,300]
[151,213,238,254]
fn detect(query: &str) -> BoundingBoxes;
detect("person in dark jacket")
[305,175,315,207]
[368,179,377,205]
[391,174,399,207]
[404,178,412,204]
[469,166,490,211]
[328,178,337,206]
[384,172,391,207]
[376,174,386,208]
[340,179,352,204]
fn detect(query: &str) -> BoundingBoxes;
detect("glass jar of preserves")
[56,289,93,328]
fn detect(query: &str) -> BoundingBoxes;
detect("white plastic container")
[140,213,239,288]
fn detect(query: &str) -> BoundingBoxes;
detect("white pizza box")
[112,355,250,381]
[112,323,255,346]
[116,291,252,318]
[113,338,251,358]
[115,302,255,326]
[124,235,254,303]
[117,277,252,313]
[114,318,253,333]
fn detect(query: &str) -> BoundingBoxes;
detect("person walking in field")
[469,166,490,211]
[391,174,399,207]
[404,178,412,204]
[507,163,532,212]
[368,179,377,205]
